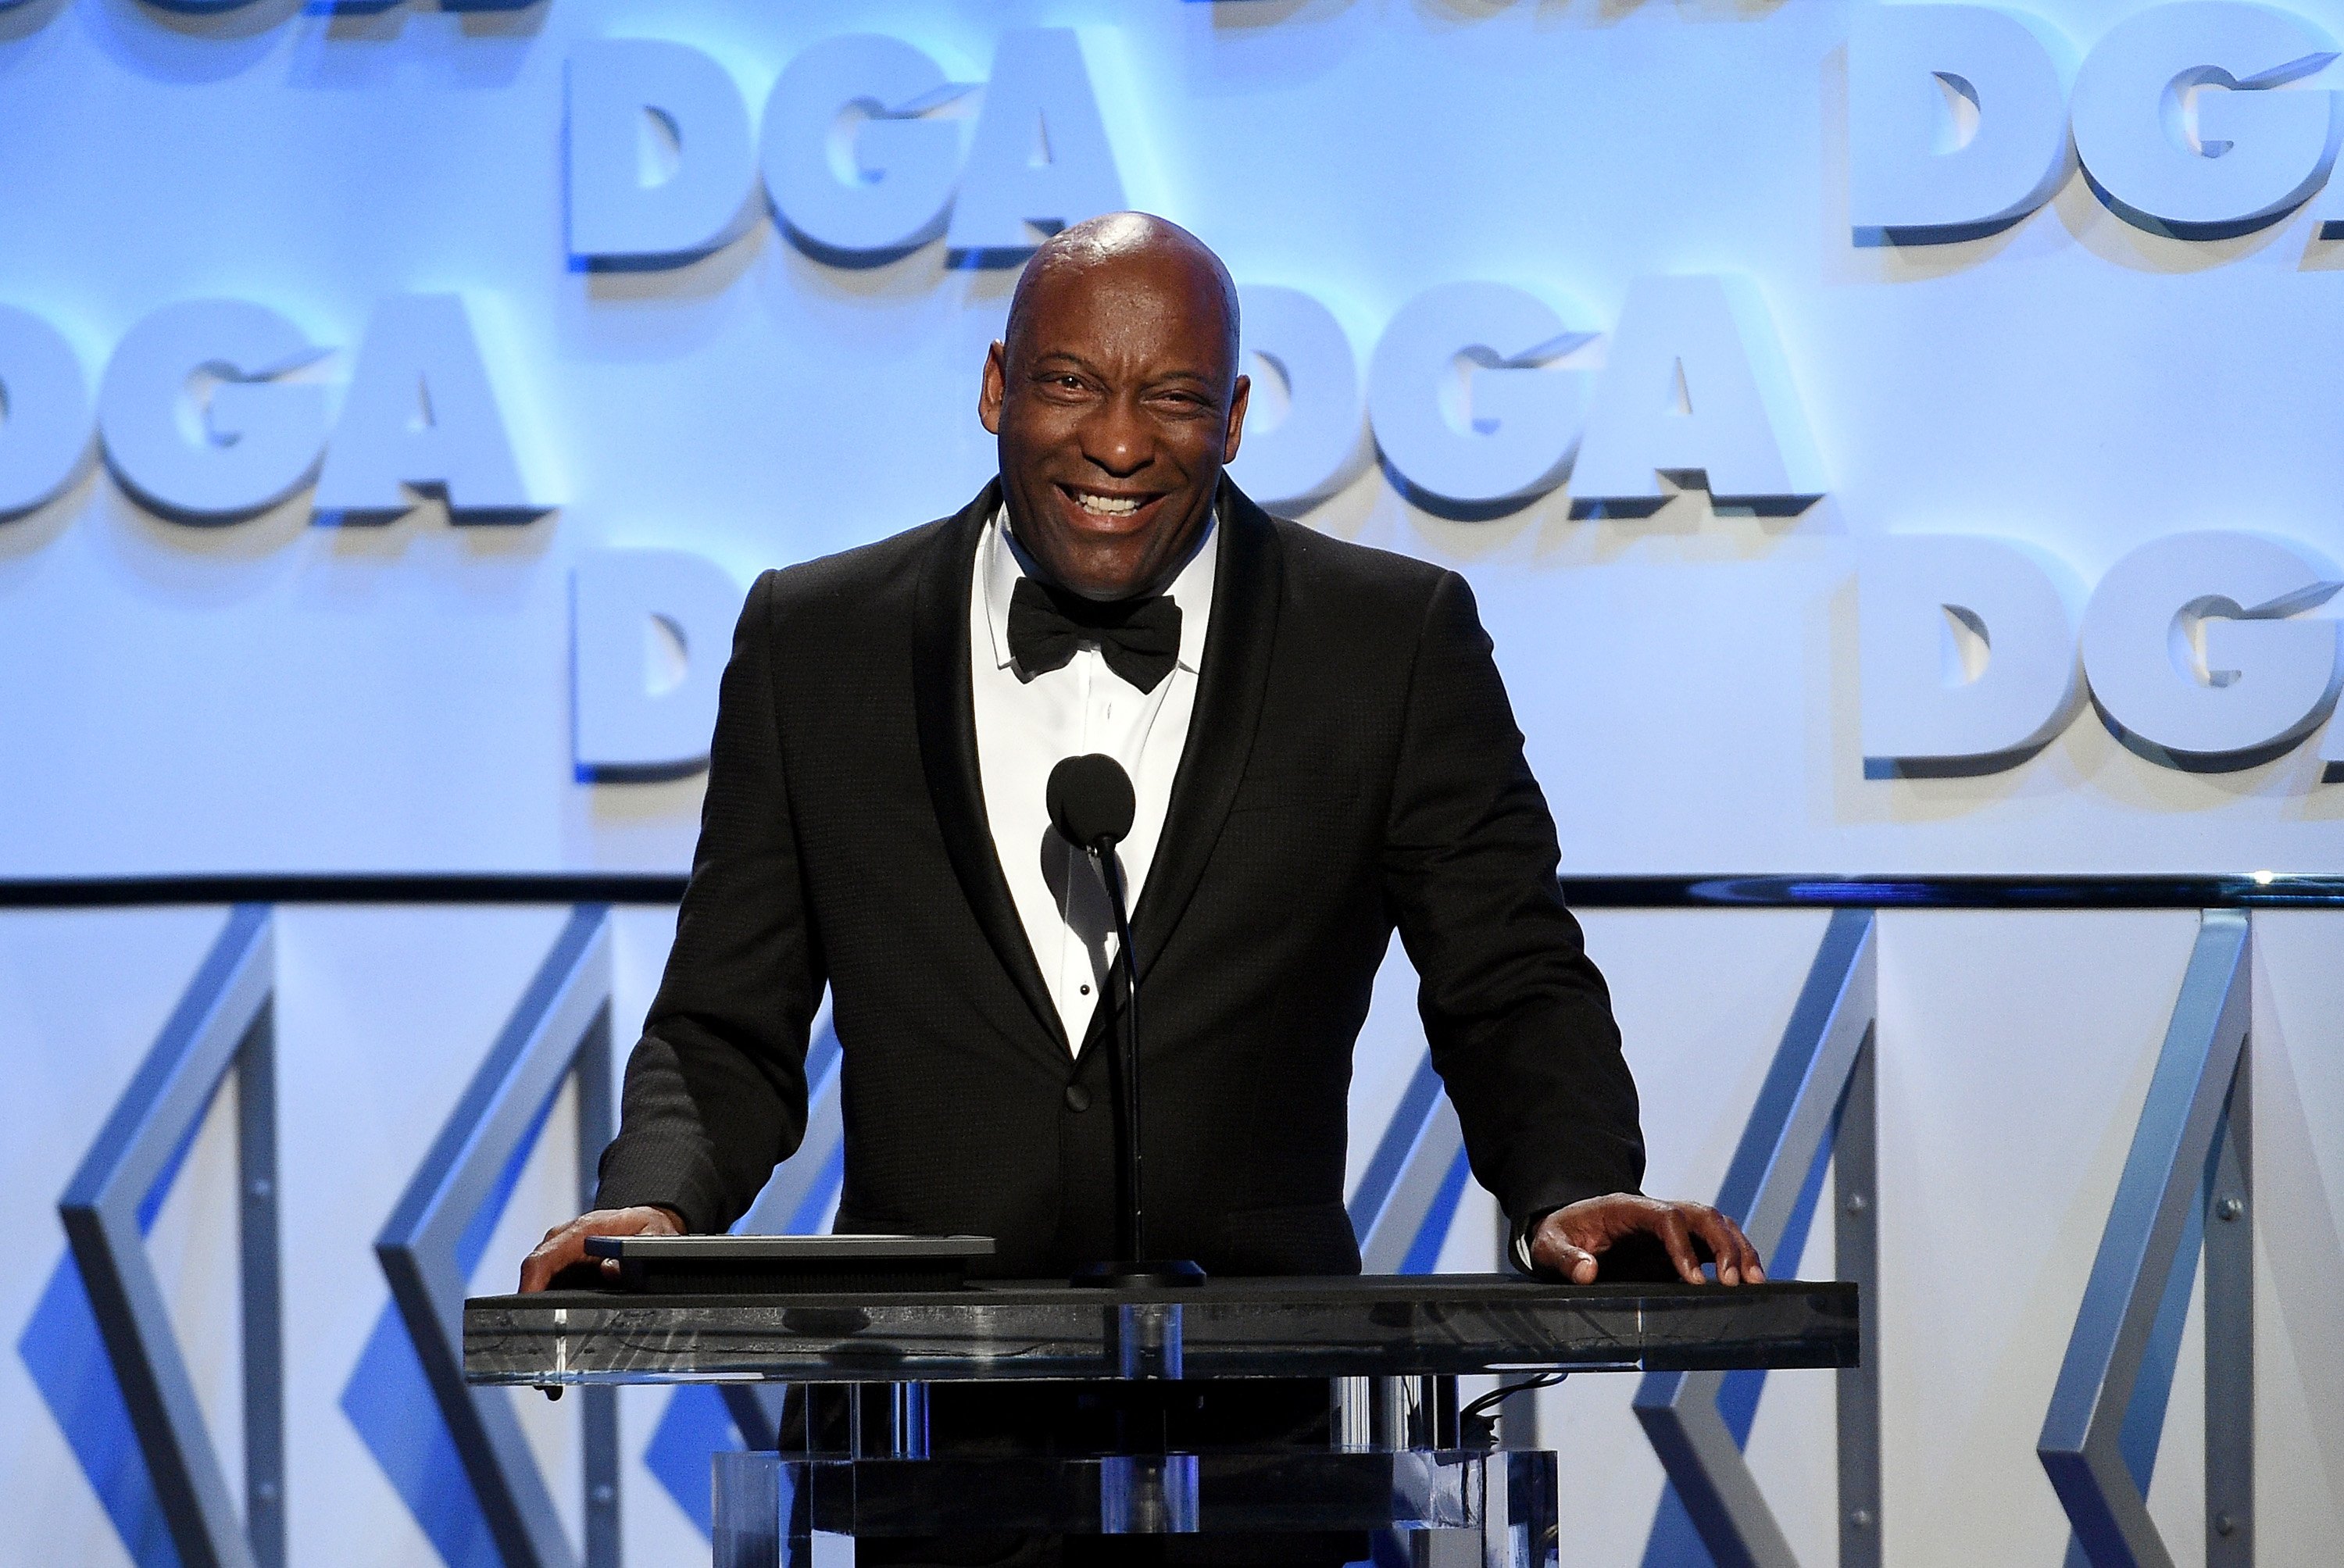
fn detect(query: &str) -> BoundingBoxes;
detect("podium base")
[1070,1259,1207,1289]
[712,1446,1560,1565]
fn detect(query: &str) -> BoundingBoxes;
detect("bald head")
[1003,213,1242,395]
[978,212,1252,601]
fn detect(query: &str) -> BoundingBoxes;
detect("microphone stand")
[1099,846,1145,1265]
[1074,841,1204,1290]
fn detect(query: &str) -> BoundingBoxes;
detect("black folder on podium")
[581,1233,996,1295]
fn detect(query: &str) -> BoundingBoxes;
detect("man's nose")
[1079,394,1153,478]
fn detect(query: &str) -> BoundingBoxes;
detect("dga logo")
[566,30,1124,269]
[0,297,548,527]
[1851,2,2344,244]
[1860,533,2342,778]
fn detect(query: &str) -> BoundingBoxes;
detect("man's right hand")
[519,1205,685,1292]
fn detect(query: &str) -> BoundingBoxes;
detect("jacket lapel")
[911,480,1072,1060]
[1130,483,1285,978]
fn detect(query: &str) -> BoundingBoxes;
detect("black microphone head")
[1047,753,1136,850]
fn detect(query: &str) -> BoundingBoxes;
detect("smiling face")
[979,215,1249,602]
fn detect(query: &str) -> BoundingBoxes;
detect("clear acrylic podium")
[466,1274,1857,1566]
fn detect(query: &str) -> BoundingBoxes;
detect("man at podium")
[522,212,1759,1563]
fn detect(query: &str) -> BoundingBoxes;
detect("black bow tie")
[1006,577,1183,693]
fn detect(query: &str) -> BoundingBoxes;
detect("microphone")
[1045,752,1134,855]
[1045,754,1204,1289]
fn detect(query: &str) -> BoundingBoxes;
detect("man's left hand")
[1529,1195,1764,1286]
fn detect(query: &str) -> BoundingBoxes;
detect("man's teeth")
[1072,492,1144,517]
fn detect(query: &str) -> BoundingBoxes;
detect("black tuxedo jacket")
[595,480,1643,1277]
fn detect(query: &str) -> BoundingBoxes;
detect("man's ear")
[979,341,1007,434]
[1222,372,1250,464]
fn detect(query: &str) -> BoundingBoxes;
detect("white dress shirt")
[969,507,1217,1052]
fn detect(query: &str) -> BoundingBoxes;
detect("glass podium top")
[464,1273,1856,1387]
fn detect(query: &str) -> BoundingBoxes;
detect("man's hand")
[1528,1195,1764,1286]
[519,1205,685,1292]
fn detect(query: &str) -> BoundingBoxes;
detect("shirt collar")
[981,498,1220,678]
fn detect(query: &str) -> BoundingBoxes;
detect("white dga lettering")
[1365,281,1589,509]
[572,548,745,780]
[945,29,1125,258]
[567,39,757,266]
[2071,2,2340,238]
[761,34,967,262]
[314,294,543,523]
[0,305,91,516]
[98,299,328,522]
[1571,275,1823,516]
[1847,3,2075,242]
[1227,285,1365,510]
[2079,530,2342,766]
[1858,534,2083,775]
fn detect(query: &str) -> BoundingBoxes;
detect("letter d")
[567,40,756,265]
[1858,534,2081,775]
[573,548,744,781]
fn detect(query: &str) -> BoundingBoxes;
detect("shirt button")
[1064,1084,1092,1113]
[1080,984,1091,996]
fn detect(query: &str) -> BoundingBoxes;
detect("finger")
[520,1226,586,1294]
[1529,1225,1601,1285]
[519,1245,554,1294]
[1543,1241,1599,1285]
[1721,1216,1759,1286]
[1656,1211,1706,1285]
[1706,1210,1763,1285]
[1731,1220,1766,1285]
[1685,1209,1743,1285]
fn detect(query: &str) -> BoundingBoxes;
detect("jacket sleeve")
[594,570,826,1232]
[1379,570,1645,1261]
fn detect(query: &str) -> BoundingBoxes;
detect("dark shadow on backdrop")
[0,0,71,46]
[2092,697,2315,775]
[1377,452,1557,524]
[80,0,306,83]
